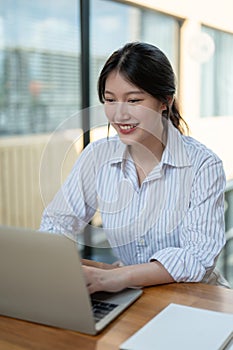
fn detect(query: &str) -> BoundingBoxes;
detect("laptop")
[0,225,142,335]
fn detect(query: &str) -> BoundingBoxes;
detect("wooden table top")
[0,283,233,350]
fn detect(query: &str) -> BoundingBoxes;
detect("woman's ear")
[161,102,167,112]
[167,95,174,107]
[161,96,174,112]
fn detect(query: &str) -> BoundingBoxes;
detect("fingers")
[82,265,92,290]
[82,265,126,294]
[86,283,96,295]
[82,265,103,294]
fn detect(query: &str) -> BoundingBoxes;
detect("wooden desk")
[0,283,233,350]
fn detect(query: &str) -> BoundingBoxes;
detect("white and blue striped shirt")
[40,122,227,284]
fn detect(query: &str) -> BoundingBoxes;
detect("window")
[0,0,80,135]
[141,10,180,70]
[0,0,81,229]
[201,26,233,118]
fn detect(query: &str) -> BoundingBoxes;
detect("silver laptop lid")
[0,226,96,334]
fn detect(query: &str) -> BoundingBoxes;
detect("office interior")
[0,0,232,287]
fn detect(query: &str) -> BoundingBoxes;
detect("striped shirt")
[40,122,227,284]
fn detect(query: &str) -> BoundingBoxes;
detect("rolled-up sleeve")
[149,158,226,282]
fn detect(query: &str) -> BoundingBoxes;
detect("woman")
[40,42,229,292]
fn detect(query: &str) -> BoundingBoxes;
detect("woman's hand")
[82,261,174,294]
[82,265,128,294]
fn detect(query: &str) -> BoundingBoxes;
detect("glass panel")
[0,0,81,229]
[141,10,180,74]
[201,26,233,118]
[0,0,80,135]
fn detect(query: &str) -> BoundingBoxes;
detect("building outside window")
[0,0,80,135]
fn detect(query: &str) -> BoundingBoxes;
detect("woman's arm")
[148,158,226,283]
[82,261,174,294]
[81,258,118,270]
[40,142,97,234]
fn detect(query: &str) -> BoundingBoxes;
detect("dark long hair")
[98,42,188,134]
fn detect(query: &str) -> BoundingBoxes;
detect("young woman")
[40,42,230,292]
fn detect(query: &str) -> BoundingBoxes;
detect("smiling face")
[104,71,166,151]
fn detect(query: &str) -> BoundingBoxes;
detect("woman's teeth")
[119,124,137,130]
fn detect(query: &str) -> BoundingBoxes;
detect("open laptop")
[0,225,142,335]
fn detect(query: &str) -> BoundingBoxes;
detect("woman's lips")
[116,123,139,134]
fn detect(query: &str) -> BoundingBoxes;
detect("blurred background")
[0,0,232,285]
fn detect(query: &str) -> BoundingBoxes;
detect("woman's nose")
[113,102,130,122]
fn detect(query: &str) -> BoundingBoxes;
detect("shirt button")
[139,238,145,246]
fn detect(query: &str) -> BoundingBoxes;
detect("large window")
[0,0,80,135]
[201,26,233,118]
[0,0,81,229]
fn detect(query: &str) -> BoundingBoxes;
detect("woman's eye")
[128,99,142,104]
[104,98,115,103]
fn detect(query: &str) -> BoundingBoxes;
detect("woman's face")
[104,71,166,148]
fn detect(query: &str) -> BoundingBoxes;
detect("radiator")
[0,132,82,229]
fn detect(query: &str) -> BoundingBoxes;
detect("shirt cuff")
[149,247,207,282]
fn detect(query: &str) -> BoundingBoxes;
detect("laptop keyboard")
[91,299,118,322]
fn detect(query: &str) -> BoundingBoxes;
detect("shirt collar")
[162,121,191,167]
[109,138,128,166]
[109,121,191,169]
